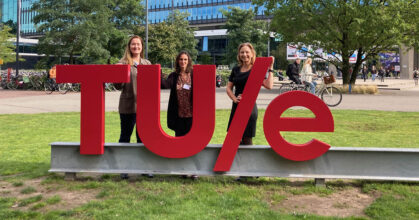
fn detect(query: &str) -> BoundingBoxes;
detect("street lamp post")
[16,0,21,76]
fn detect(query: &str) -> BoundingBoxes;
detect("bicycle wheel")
[44,81,54,94]
[58,83,69,94]
[108,83,116,91]
[72,83,80,92]
[7,81,17,90]
[279,84,292,94]
[321,86,342,107]
[30,76,42,90]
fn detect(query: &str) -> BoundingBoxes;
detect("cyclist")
[286,58,302,84]
[300,58,317,94]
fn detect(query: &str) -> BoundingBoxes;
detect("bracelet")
[268,69,273,72]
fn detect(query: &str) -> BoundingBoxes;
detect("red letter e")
[263,91,334,161]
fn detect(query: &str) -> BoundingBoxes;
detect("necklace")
[180,72,190,84]
[241,64,252,72]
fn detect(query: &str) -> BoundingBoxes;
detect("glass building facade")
[148,0,267,25]
[0,0,39,36]
[147,0,268,64]
[1,0,270,64]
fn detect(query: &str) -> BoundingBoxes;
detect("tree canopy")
[136,10,198,66]
[254,0,419,84]
[222,6,269,65]
[0,23,16,64]
[32,0,145,66]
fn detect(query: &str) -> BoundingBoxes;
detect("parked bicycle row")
[0,70,119,93]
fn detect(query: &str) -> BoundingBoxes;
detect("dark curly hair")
[175,51,193,74]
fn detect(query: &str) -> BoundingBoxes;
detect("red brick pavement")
[0,88,50,99]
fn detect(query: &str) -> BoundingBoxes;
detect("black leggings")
[174,117,192,137]
[119,113,141,143]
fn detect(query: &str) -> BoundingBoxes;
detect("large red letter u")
[137,65,216,158]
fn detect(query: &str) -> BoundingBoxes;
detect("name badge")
[183,84,191,90]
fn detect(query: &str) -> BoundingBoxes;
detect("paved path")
[0,86,418,114]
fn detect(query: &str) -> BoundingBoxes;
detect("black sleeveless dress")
[227,66,258,138]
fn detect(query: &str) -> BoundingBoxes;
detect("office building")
[148,0,268,63]
[0,0,39,37]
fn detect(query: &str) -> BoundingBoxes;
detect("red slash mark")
[213,57,272,172]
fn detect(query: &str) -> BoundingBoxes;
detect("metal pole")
[16,0,21,76]
[267,19,271,57]
[145,0,148,60]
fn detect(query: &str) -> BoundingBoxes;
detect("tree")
[222,7,269,65]
[32,0,90,65]
[0,24,16,63]
[2,20,17,35]
[254,0,418,84]
[137,22,178,65]
[32,0,145,65]
[166,10,198,61]
[136,10,198,66]
[198,52,212,64]
[270,42,289,70]
[81,0,145,64]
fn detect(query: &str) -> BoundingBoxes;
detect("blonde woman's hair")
[120,35,144,65]
[237,43,256,67]
[304,58,312,68]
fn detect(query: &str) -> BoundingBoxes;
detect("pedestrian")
[362,66,368,82]
[414,68,418,86]
[371,65,377,81]
[301,58,317,94]
[286,58,301,84]
[114,35,152,179]
[378,66,385,82]
[161,51,197,180]
[226,42,274,146]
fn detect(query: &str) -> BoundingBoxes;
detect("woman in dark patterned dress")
[161,51,194,137]
[161,51,197,179]
[226,43,274,145]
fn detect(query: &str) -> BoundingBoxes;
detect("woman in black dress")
[226,43,274,145]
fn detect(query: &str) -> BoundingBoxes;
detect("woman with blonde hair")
[114,35,151,179]
[301,58,317,94]
[226,42,274,145]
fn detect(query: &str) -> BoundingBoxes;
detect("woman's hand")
[234,94,242,103]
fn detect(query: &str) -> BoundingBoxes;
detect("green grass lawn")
[0,110,418,219]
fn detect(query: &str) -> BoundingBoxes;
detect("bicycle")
[6,74,29,90]
[279,74,342,107]
[104,83,116,92]
[29,72,45,91]
[0,72,7,89]
[44,78,60,94]
[58,83,73,94]
[299,75,342,107]
[71,83,81,92]
[278,81,305,94]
